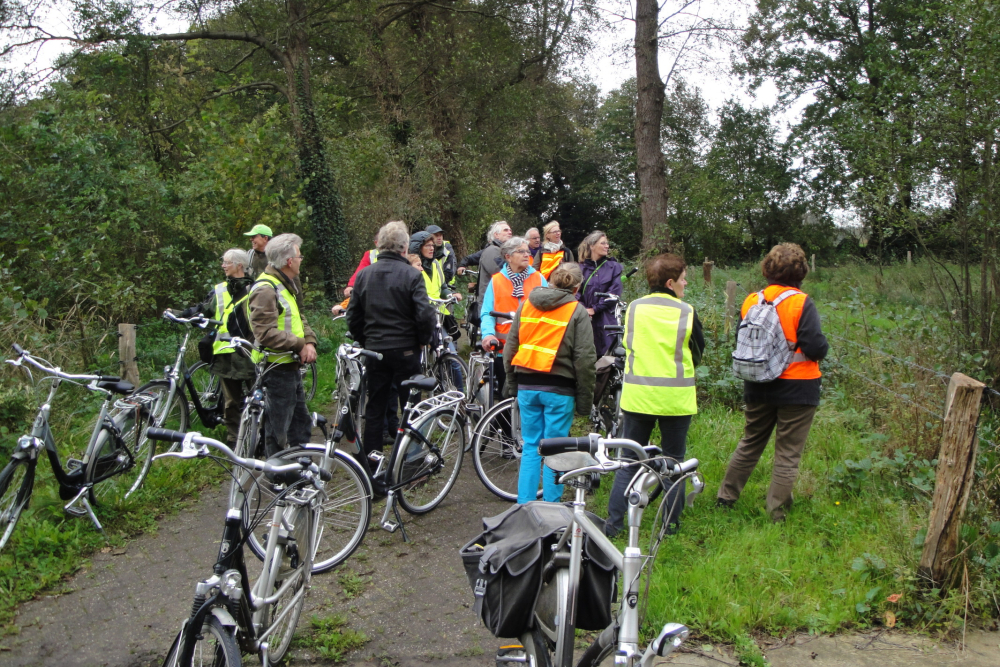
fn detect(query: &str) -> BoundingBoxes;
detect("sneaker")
[715,498,736,509]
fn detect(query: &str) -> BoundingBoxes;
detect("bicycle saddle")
[400,375,437,392]
[98,380,135,395]
[544,451,599,473]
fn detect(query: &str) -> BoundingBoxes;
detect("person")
[533,220,574,279]
[577,231,623,357]
[525,227,541,257]
[480,237,548,400]
[503,263,596,503]
[244,224,273,278]
[344,233,381,298]
[604,254,704,538]
[410,231,463,311]
[246,233,318,457]
[717,243,828,523]
[459,220,513,300]
[425,224,458,284]
[347,221,436,487]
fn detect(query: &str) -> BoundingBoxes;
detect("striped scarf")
[509,269,527,298]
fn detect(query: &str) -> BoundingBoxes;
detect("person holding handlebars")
[246,233,319,457]
[577,230,623,357]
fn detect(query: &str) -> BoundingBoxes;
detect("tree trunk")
[634,0,671,255]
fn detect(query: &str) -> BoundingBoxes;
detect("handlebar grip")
[98,375,121,382]
[360,350,383,361]
[595,292,612,298]
[318,467,333,482]
[603,325,624,332]
[489,311,513,320]
[12,343,24,355]
[206,318,223,326]
[626,267,638,278]
[539,436,595,456]
[146,428,186,443]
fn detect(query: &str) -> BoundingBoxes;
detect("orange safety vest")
[512,300,578,373]
[538,251,564,279]
[740,285,821,380]
[491,271,544,341]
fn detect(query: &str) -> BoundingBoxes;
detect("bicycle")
[148,428,337,667]
[591,291,628,438]
[425,294,468,396]
[493,433,702,667]
[0,345,159,548]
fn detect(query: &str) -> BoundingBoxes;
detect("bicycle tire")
[393,406,465,515]
[471,398,540,502]
[188,361,223,427]
[86,397,156,505]
[301,362,318,402]
[163,615,241,667]
[242,446,371,574]
[229,408,262,508]
[433,353,467,396]
[0,458,35,551]
[258,504,310,663]
[136,379,190,434]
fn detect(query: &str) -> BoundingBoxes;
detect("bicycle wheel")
[228,407,262,507]
[433,353,467,396]
[163,615,241,667]
[393,406,465,514]
[87,397,156,505]
[188,361,222,427]
[465,356,488,423]
[136,379,190,434]
[301,362,318,401]
[242,446,371,574]
[0,458,35,551]
[472,398,525,502]
[596,383,623,438]
[258,504,310,663]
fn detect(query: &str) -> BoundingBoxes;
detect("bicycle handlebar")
[7,345,118,384]
[539,435,598,456]
[595,292,619,300]
[540,434,698,477]
[163,310,222,328]
[339,344,382,361]
[625,267,638,279]
[489,310,514,320]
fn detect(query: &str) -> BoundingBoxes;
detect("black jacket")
[347,252,436,351]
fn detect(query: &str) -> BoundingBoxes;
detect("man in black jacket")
[347,221,436,474]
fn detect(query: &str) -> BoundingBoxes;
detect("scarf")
[542,241,564,253]
[509,268,527,298]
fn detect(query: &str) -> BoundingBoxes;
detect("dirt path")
[3,452,1000,667]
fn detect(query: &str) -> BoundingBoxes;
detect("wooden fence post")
[811,254,816,273]
[907,250,912,265]
[725,281,737,334]
[918,373,985,588]
[118,324,139,386]
[702,258,713,284]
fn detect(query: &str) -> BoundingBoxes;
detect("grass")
[291,614,368,662]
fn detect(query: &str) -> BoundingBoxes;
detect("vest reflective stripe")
[248,273,304,363]
[491,271,543,339]
[740,286,821,380]
[511,300,577,372]
[620,294,697,415]
[211,282,235,356]
[539,252,564,279]
[422,259,448,313]
[368,249,379,264]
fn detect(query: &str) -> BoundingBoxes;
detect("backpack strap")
[768,288,802,306]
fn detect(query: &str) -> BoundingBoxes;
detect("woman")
[577,231,623,357]
[717,243,828,523]
[532,220,574,279]
[409,231,462,313]
[504,263,596,503]
[605,254,704,537]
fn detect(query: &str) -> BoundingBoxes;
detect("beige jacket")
[247,266,317,360]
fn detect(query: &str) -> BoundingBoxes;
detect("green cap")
[244,224,273,237]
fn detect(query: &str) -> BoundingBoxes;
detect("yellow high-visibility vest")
[247,273,305,363]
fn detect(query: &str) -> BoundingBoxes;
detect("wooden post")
[918,373,986,588]
[725,281,737,334]
[702,258,713,284]
[811,254,816,273]
[907,250,912,265]
[118,324,139,386]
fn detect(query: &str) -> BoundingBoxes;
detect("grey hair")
[525,227,539,238]
[377,220,409,253]
[500,236,527,261]
[266,233,303,268]
[223,248,250,271]
[487,220,511,242]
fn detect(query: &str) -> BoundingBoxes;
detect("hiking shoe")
[715,498,736,509]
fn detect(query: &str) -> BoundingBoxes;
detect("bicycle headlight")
[220,569,242,600]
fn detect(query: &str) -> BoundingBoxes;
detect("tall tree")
[633,0,669,253]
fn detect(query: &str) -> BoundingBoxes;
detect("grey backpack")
[731,289,801,382]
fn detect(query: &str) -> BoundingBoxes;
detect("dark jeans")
[363,348,422,458]
[262,365,312,457]
[605,411,692,537]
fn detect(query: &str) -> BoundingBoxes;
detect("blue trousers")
[517,389,575,503]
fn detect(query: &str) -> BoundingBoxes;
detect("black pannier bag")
[460,501,618,638]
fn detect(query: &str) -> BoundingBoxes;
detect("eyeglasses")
[221,261,233,267]
[511,249,530,255]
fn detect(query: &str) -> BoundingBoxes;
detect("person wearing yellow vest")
[409,232,462,313]
[247,233,319,457]
[503,263,596,503]
[532,220,574,279]
[717,243,829,523]
[604,254,705,537]
[343,233,381,298]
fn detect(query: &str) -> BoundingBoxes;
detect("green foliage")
[732,633,770,667]
[293,614,368,662]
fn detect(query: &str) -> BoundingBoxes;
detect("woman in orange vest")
[532,220,575,279]
[717,243,829,522]
[503,263,596,503]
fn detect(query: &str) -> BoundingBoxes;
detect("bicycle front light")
[651,623,689,656]
[220,569,242,600]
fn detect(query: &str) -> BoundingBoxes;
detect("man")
[247,233,319,456]
[347,221,436,488]
[425,224,458,284]
[244,224,273,278]
[525,227,541,257]
[459,220,513,300]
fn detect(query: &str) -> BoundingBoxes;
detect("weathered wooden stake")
[919,373,985,588]
[725,281,737,334]
[811,254,816,273]
[118,323,139,386]
[907,250,912,265]
[702,258,713,284]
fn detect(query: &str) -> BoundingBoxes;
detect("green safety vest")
[620,292,697,416]
[422,259,449,313]
[246,273,305,363]
[368,249,379,264]
[210,282,236,356]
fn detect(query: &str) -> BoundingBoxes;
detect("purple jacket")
[578,258,623,356]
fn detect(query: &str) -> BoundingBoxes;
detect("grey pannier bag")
[731,289,801,382]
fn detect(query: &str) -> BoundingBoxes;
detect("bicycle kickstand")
[379,492,410,543]
[65,485,107,537]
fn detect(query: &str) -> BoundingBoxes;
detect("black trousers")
[262,364,312,457]
[363,348,422,458]
[605,411,692,537]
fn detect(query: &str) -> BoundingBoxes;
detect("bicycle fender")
[210,606,238,629]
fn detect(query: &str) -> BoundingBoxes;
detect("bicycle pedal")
[381,520,399,533]
[64,505,88,518]
[496,644,529,665]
